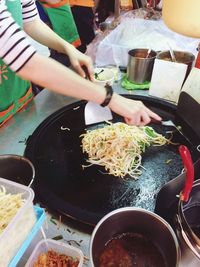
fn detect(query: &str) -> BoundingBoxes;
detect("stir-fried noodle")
[81,122,168,179]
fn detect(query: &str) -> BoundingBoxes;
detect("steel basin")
[90,207,180,267]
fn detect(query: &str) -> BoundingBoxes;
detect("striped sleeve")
[0,3,36,72]
[21,0,39,22]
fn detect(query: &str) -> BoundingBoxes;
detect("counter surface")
[0,83,194,266]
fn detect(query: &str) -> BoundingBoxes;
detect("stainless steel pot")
[0,154,35,187]
[127,49,157,84]
[157,50,195,80]
[90,207,180,267]
[176,179,200,267]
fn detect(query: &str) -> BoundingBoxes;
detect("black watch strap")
[100,84,114,107]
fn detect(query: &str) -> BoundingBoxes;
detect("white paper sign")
[181,67,200,104]
[149,59,188,103]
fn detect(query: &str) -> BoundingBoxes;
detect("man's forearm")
[23,18,74,54]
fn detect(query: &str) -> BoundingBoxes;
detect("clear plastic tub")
[9,206,46,267]
[25,239,84,267]
[0,178,36,267]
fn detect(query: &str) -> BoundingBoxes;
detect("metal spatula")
[152,119,193,146]
[84,101,113,125]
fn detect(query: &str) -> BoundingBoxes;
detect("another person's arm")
[0,1,161,125]
[22,0,93,78]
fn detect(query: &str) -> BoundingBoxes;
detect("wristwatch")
[100,84,114,107]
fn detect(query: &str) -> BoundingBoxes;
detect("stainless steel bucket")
[90,207,180,267]
[176,179,200,266]
[0,154,35,186]
[127,49,157,84]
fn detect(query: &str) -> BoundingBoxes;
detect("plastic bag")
[95,17,199,67]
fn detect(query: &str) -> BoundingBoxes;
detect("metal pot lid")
[24,95,200,225]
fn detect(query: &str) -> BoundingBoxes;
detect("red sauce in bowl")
[99,233,167,267]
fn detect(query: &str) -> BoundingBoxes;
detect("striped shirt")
[0,0,38,72]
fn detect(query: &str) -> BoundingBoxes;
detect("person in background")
[69,0,100,53]
[32,0,81,94]
[36,0,81,66]
[0,0,161,127]
[96,0,115,24]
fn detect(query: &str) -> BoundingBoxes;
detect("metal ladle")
[167,42,177,62]
[146,49,152,58]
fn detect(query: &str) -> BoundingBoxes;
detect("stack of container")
[0,178,45,267]
[0,177,84,267]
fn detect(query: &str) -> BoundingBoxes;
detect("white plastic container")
[94,67,115,87]
[0,178,36,267]
[25,239,84,267]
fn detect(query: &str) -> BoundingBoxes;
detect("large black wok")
[24,93,200,225]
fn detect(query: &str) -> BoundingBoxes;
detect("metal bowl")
[157,50,195,79]
[90,207,180,267]
[0,154,35,187]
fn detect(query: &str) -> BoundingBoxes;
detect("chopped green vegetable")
[139,142,145,152]
[145,126,157,138]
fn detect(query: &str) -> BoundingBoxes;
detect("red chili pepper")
[179,145,194,202]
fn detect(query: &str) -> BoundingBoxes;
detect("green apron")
[0,0,33,126]
[38,0,81,47]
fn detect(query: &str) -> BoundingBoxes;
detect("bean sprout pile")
[81,122,168,179]
[0,186,24,234]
